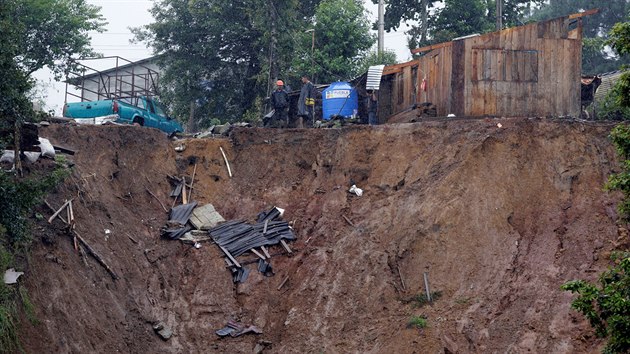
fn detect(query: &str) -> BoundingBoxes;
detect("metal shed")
[379,10,597,120]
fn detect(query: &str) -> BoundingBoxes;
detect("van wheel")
[132,116,144,126]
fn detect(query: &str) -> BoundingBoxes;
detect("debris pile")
[161,202,296,283]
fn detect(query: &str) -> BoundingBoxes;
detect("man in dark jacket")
[270,80,289,128]
[298,75,316,127]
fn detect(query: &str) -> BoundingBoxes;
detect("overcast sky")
[34,0,412,114]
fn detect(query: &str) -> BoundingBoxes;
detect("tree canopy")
[134,0,383,127]
[0,0,104,127]
[529,0,630,74]
[294,0,375,83]
[379,0,541,50]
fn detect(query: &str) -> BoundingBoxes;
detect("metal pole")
[378,0,385,54]
[496,0,503,31]
[423,272,432,302]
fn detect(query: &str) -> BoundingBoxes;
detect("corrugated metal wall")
[382,15,583,118]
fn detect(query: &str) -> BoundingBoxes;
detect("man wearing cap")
[298,75,316,127]
[270,80,289,128]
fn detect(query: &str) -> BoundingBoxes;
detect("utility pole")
[305,29,315,82]
[270,0,278,85]
[378,0,384,54]
[496,0,503,31]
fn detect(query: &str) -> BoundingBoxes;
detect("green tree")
[134,0,323,127]
[561,124,630,353]
[594,14,630,120]
[294,0,375,83]
[530,0,630,74]
[358,50,398,73]
[561,253,630,354]
[0,0,104,129]
[381,0,540,51]
[425,0,494,46]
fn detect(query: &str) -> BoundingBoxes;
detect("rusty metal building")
[378,10,597,120]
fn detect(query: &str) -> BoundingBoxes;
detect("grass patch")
[18,286,37,325]
[407,316,428,329]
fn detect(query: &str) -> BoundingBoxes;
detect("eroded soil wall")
[19,119,624,353]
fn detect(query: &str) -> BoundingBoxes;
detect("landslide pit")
[17,118,626,353]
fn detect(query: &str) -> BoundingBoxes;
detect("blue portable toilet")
[322,81,358,120]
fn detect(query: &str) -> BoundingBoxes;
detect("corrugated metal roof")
[595,71,624,102]
[366,65,385,90]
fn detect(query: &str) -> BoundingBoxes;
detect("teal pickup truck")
[63,96,183,134]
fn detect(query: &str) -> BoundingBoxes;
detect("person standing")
[298,75,316,127]
[270,80,289,128]
[367,90,378,125]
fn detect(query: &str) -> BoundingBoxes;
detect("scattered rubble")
[215,319,263,338]
[153,322,173,341]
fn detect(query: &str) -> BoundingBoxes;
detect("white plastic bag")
[38,137,55,158]
[348,184,363,197]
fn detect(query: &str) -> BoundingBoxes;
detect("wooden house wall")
[381,15,582,119]
[461,16,582,117]
[417,45,453,116]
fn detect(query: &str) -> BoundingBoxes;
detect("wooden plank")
[470,48,483,81]
[549,39,560,115]
[536,41,547,116]
[571,38,583,117]
[48,199,72,223]
[450,41,466,116]
[342,215,355,227]
[261,246,271,259]
[280,240,292,254]
[74,230,119,280]
[443,45,453,113]
[219,245,241,268]
[250,248,266,260]
[403,66,412,107]
[277,276,289,291]
[568,8,599,20]
[411,41,452,54]
[383,59,419,75]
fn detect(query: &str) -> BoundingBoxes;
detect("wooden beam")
[280,240,292,254]
[250,248,266,260]
[568,8,599,19]
[48,199,72,223]
[383,60,419,76]
[219,245,241,268]
[261,246,271,259]
[410,41,452,54]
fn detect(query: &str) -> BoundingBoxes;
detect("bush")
[597,76,630,121]
[404,291,443,308]
[0,157,69,352]
[561,252,630,354]
[407,316,428,329]
[0,158,69,248]
[605,124,630,220]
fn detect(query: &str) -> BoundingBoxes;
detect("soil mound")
[18,119,625,353]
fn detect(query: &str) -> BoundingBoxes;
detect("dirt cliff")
[17,118,626,353]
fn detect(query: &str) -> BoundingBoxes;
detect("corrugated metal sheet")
[595,71,623,102]
[366,65,385,90]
